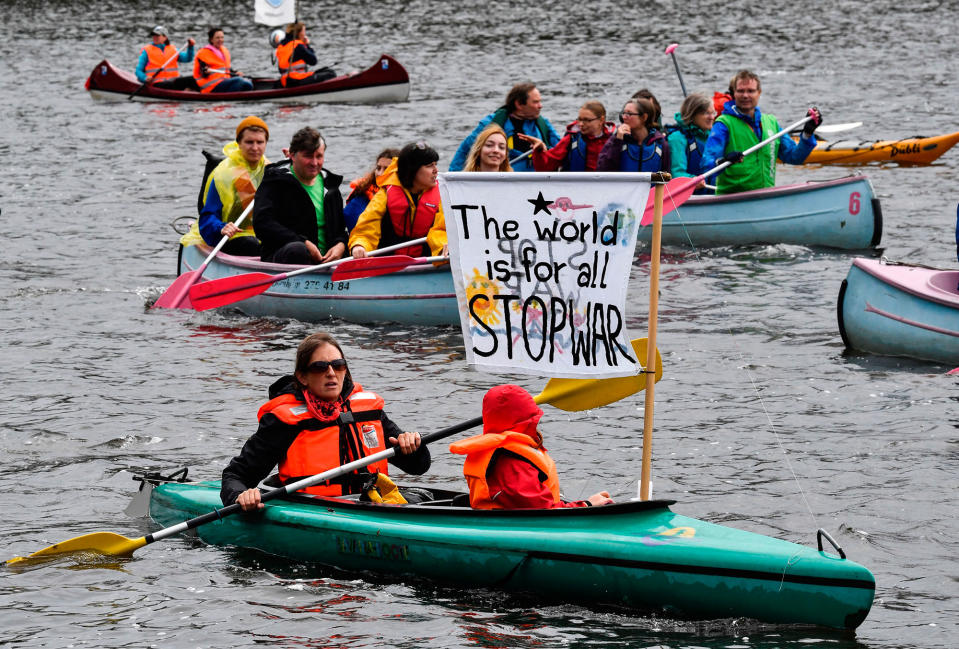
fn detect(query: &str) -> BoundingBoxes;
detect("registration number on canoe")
[297,280,351,291]
[336,535,410,561]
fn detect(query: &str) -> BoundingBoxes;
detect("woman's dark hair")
[294,332,350,387]
[623,98,657,130]
[631,88,662,129]
[351,148,400,199]
[289,127,326,156]
[207,27,223,43]
[396,142,439,189]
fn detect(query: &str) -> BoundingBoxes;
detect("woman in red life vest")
[221,332,431,510]
[449,384,613,510]
[348,141,448,259]
[274,22,336,87]
[193,27,253,93]
[516,101,615,172]
[463,124,513,172]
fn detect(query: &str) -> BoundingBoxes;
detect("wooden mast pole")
[640,177,666,500]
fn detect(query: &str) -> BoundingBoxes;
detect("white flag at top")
[438,172,651,379]
[254,0,296,26]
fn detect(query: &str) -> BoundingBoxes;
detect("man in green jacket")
[702,69,822,195]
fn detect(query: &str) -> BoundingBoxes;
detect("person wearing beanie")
[348,141,448,259]
[253,126,348,265]
[179,116,269,255]
[449,385,613,510]
[134,25,196,90]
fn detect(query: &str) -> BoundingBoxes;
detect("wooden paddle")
[640,114,813,226]
[153,201,255,310]
[129,41,187,100]
[664,43,688,98]
[188,236,429,311]
[6,337,662,565]
[331,255,447,281]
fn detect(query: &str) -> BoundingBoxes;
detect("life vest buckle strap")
[337,411,355,425]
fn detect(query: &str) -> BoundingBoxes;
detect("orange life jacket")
[382,184,439,257]
[143,43,179,81]
[259,386,389,496]
[193,45,231,93]
[448,431,561,509]
[275,39,311,86]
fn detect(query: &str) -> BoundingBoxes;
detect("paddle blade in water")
[188,272,281,311]
[152,270,202,309]
[534,338,663,412]
[331,255,419,281]
[642,176,700,226]
[6,532,147,565]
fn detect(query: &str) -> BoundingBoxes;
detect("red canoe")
[85,54,410,104]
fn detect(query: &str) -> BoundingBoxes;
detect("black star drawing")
[527,191,552,216]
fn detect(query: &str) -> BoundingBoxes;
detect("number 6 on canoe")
[187,236,429,311]
[6,338,662,565]
[152,201,256,309]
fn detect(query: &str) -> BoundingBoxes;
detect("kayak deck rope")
[656,183,820,537]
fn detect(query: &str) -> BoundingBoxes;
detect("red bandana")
[303,389,343,422]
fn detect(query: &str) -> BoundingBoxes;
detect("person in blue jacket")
[666,93,717,194]
[135,26,195,90]
[449,82,560,172]
[701,69,821,194]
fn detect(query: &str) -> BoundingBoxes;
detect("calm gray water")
[1,1,956,647]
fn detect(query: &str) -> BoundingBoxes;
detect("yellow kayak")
[802,131,959,165]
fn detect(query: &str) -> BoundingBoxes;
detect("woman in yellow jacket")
[348,142,448,259]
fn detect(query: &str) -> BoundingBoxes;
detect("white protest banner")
[438,172,652,379]
[254,0,296,26]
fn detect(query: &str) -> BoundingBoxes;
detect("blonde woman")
[463,124,513,172]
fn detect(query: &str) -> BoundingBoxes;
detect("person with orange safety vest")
[193,26,253,93]
[135,25,195,90]
[222,332,431,509]
[348,141,448,260]
[449,385,613,510]
[273,22,336,88]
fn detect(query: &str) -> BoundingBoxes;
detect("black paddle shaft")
[146,414,488,546]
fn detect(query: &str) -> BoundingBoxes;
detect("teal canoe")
[150,480,874,629]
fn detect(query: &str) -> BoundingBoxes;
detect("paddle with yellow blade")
[6,338,662,566]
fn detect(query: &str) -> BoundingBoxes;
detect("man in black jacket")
[253,127,348,264]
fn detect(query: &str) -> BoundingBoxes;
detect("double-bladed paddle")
[6,337,663,565]
[153,201,255,310]
[331,255,447,281]
[187,236,430,311]
[641,114,814,226]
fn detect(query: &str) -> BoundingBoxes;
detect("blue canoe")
[838,257,959,364]
[178,244,458,325]
[150,479,874,629]
[640,175,881,249]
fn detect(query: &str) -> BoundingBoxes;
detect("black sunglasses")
[307,359,348,373]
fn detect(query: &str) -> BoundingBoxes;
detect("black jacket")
[252,160,348,260]
[220,374,431,506]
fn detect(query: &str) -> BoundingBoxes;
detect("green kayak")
[150,480,874,629]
